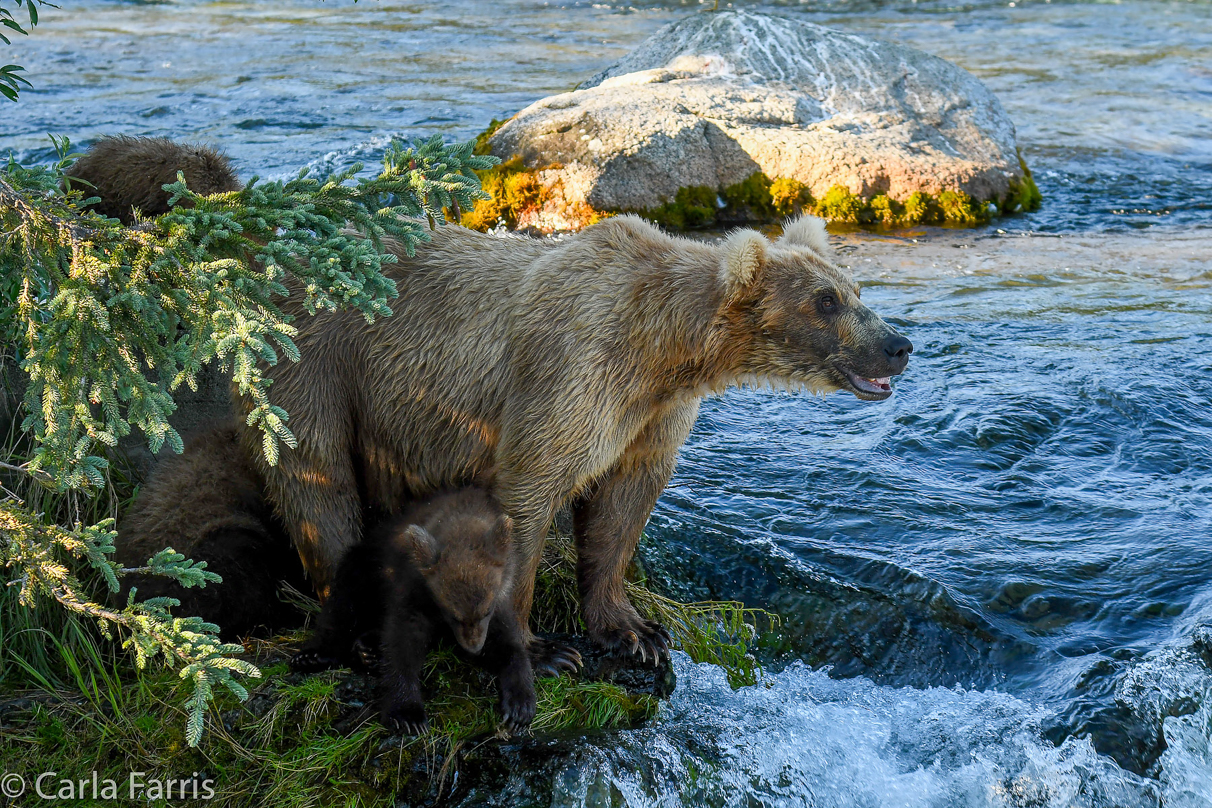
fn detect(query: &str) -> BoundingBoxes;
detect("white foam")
[541,656,1163,808]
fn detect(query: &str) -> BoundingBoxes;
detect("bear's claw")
[529,637,582,678]
[499,691,536,733]
[290,649,344,673]
[351,631,381,672]
[594,619,671,666]
[384,702,429,736]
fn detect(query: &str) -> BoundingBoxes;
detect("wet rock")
[487,10,1025,225]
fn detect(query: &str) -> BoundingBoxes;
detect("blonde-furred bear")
[235,213,912,664]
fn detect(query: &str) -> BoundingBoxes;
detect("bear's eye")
[818,294,839,315]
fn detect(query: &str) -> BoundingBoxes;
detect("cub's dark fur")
[292,489,536,733]
[64,135,241,224]
[115,424,307,639]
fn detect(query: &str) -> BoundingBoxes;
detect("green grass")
[2,505,774,806]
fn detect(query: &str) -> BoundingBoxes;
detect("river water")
[5,1,1212,805]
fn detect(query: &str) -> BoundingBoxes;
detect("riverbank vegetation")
[1,137,775,804]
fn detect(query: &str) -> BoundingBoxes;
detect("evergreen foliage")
[0,133,497,745]
[0,0,44,101]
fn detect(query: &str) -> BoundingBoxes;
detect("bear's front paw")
[352,631,381,672]
[592,618,672,666]
[290,648,344,673]
[528,637,582,678]
[499,683,536,733]
[383,700,429,736]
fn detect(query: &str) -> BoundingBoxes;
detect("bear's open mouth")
[839,367,893,400]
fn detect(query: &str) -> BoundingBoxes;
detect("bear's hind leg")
[291,543,383,673]
[263,445,362,601]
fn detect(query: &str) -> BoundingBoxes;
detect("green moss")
[769,177,814,217]
[817,185,874,224]
[641,185,719,230]
[1003,150,1042,214]
[720,172,775,220]
[869,194,902,225]
[901,191,941,225]
[937,189,992,225]
[460,155,549,231]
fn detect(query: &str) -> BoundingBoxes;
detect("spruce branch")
[0,133,498,745]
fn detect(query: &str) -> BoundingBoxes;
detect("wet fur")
[78,136,909,662]
[292,489,535,733]
[115,424,307,639]
[64,136,240,224]
[237,214,910,662]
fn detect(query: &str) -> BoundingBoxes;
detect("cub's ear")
[400,524,439,570]
[492,514,514,555]
[720,229,768,295]
[779,215,833,260]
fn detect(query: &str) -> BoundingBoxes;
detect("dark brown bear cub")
[291,489,536,734]
[63,135,241,224]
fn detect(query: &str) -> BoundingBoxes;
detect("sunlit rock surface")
[488,10,1024,216]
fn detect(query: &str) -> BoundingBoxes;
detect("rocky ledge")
[467,10,1039,232]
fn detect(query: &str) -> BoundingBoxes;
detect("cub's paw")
[352,632,381,672]
[383,701,429,736]
[528,637,582,678]
[290,649,344,673]
[499,684,536,733]
[592,618,672,666]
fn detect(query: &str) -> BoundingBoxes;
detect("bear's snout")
[882,334,913,374]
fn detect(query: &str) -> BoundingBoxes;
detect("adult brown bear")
[79,136,912,664]
[238,212,912,665]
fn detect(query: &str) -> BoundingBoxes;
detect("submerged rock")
[482,10,1033,231]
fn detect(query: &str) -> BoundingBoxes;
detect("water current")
[4,1,1211,804]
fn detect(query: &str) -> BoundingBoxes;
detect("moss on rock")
[1002,150,1043,215]
[459,156,548,231]
[768,177,815,218]
[869,194,902,225]
[462,165,1038,233]
[465,121,1041,233]
[642,185,719,230]
[901,191,939,225]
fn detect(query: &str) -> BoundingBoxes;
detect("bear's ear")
[779,215,833,261]
[491,514,513,556]
[401,524,439,570]
[720,229,768,295]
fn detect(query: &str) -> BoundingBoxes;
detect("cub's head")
[718,215,912,400]
[399,512,514,655]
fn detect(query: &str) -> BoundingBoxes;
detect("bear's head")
[400,512,514,655]
[718,216,912,401]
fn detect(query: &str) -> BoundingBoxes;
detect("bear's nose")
[883,334,913,372]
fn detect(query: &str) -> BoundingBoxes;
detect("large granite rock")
[487,10,1024,220]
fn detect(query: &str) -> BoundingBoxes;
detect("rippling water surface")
[4,1,1212,805]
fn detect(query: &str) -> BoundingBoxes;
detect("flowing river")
[5,1,1212,805]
